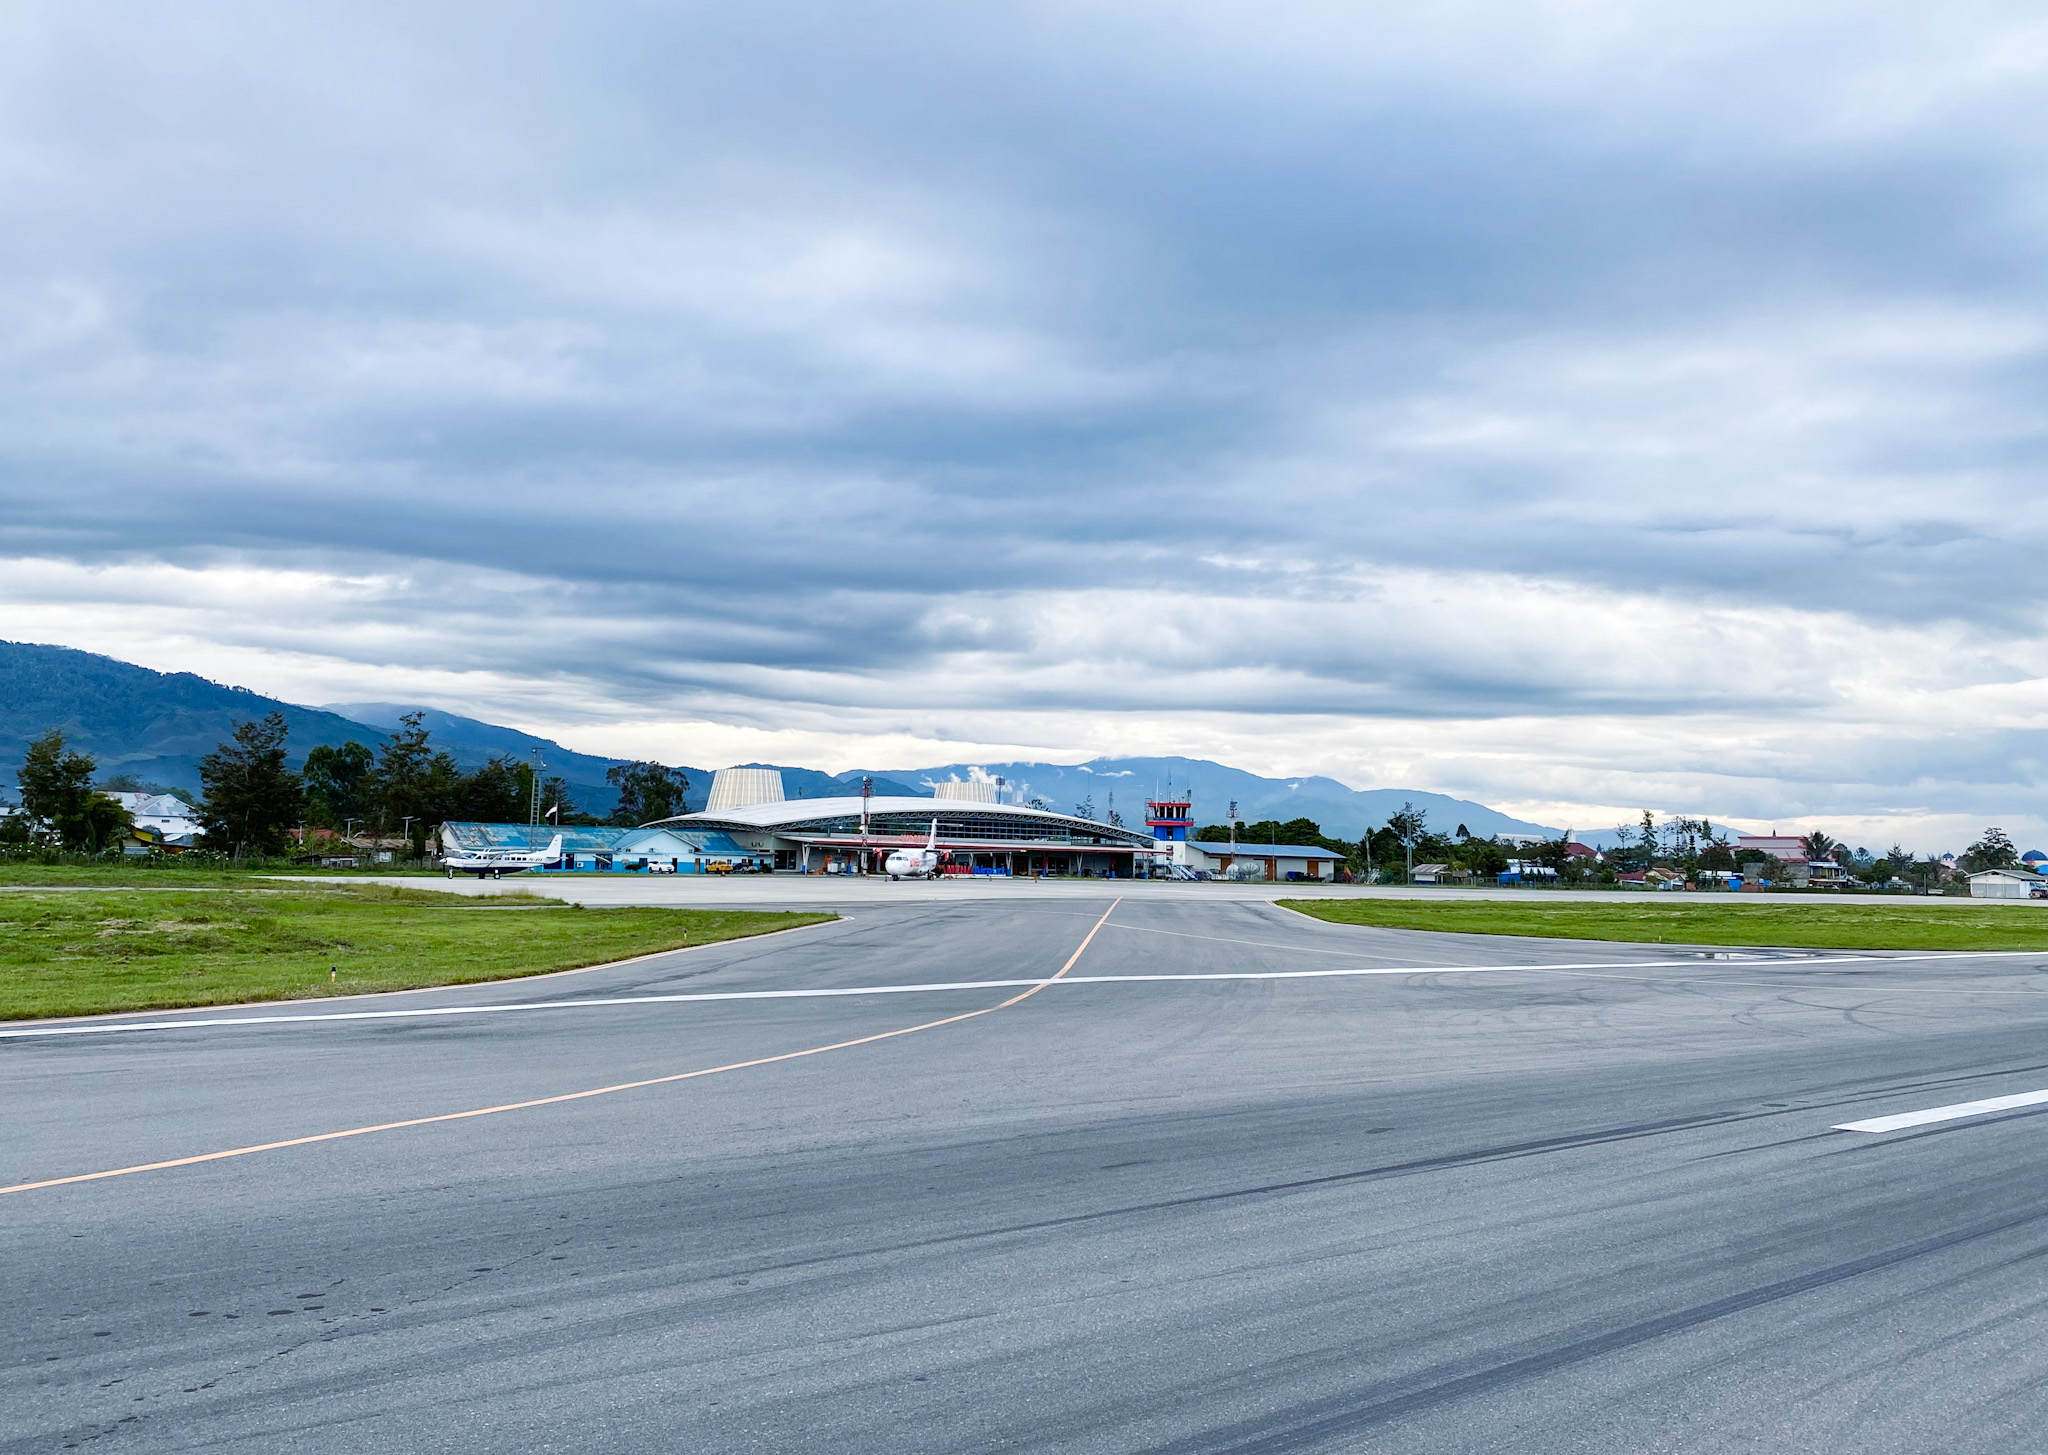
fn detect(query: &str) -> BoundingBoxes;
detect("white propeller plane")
[885,820,948,880]
[444,834,564,879]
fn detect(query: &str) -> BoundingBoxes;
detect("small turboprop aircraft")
[885,821,947,880]
[444,834,564,879]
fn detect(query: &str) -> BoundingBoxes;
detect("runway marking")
[0,900,1121,1198]
[1835,1088,2048,1134]
[6,951,2047,1040]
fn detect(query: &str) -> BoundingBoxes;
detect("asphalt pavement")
[10,892,2048,1452]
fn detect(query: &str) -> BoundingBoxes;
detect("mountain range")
[2,640,1556,841]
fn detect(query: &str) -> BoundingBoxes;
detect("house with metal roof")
[1968,868,2048,900]
[1175,838,1344,882]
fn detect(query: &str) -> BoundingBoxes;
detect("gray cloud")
[1,0,2044,836]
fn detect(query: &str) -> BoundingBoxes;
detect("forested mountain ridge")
[0,642,638,812]
[1,641,403,795]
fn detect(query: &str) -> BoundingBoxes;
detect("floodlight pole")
[860,775,873,875]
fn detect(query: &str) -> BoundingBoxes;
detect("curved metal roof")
[1182,839,1345,859]
[649,795,1156,847]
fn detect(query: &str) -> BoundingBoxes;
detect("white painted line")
[0,953,1934,1040]
[0,981,1050,1037]
[1835,1089,2048,1134]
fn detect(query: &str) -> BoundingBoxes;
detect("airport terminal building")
[442,769,1338,880]
[652,773,1161,876]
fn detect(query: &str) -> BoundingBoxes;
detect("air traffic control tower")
[1145,788,1193,845]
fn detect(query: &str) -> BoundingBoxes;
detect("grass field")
[0,882,832,1020]
[0,863,448,887]
[1278,896,2048,952]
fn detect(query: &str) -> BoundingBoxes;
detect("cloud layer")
[2,1,2044,848]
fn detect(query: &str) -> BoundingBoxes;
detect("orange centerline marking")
[1,897,1122,1198]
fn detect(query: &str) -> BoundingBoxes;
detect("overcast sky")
[3,1,2044,847]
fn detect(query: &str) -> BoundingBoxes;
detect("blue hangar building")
[437,821,768,874]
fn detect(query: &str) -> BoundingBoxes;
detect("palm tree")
[1799,830,1838,862]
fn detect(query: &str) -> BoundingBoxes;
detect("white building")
[1175,839,1344,883]
[1968,868,2048,900]
[107,791,203,850]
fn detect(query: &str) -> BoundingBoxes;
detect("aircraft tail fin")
[927,818,938,850]
[544,834,563,859]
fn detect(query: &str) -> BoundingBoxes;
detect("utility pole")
[860,775,873,875]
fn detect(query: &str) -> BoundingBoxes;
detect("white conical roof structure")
[705,767,785,812]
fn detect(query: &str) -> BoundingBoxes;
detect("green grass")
[0,863,449,887]
[0,883,833,1020]
[1277,896,2048,952]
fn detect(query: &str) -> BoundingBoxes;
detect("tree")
[1446,835,1509,877]
[452,756,526,823]
[606,761,691,825]
[1799,830,1838,863]
[1385,803,1428,881]
[16,729,133,849]
[365,713,466,851]
[1527,833,1576,872]
[1073,795,1096,821]
[1963,827,2018,872]
[538,777,586,824]
[302,741,374,827]
[368,713,436,834]
[197,714,304,853]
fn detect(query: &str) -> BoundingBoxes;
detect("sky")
[2,1,2044,851]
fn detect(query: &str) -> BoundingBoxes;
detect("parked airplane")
[885,821,947,880]
[444,834,564,879]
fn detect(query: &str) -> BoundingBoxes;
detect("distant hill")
[0,641,402,799]
[0,643,633,814]
[3,642,1552,838]
[887,756,1558,842]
